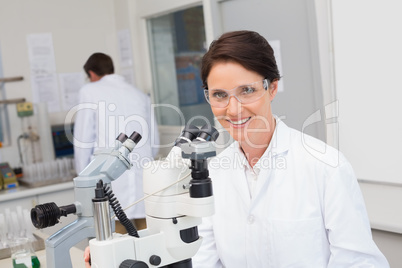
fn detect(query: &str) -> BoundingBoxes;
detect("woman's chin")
[228,129,246,143]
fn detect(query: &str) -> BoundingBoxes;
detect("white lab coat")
[193,119,389,267]
[73,74,159,219]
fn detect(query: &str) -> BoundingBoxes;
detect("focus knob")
[119,259,148,268]
[149,255,162,266]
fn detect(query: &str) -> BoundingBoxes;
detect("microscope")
[31,124,219,268]
[30,131,142,268]
[89,124,218,268]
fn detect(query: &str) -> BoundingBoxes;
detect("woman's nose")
[226,96,242,116]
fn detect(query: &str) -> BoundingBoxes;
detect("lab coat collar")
[225,116,291,205]
[100,74,124,82]
[271,116,290,157]
[233,115,290,170]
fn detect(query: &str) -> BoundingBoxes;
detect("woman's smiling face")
[207,61,278,146]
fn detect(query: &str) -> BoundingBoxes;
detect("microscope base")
[90,231,202,268]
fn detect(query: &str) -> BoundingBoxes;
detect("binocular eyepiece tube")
[175,123,219,146]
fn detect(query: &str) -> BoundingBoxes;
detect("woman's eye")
[241,86,256,94]
[212,91,228,99]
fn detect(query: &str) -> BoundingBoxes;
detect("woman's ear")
[269,80,279,101]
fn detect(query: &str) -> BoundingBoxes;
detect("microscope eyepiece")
[197,124,219,142]
[116,133,128,143]
[119,131,142,152]
[182,124,200,140]
[174,124,200,147]
[129,131,142,144]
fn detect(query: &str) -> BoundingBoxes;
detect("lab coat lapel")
[230,142,252,208]
[250,119,291,206]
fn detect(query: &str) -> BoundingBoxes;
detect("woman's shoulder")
[286,126,349,170]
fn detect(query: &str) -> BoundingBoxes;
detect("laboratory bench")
[0,181,86,267]
[0,179,401,266]
[0,181,87,267]
[0,230,85,268]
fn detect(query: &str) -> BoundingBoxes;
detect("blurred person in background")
[74,52,159,233]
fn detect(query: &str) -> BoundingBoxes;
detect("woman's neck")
[240,117,276,167]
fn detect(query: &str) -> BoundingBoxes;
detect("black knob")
[119,259,148,268]
[149,255,162,266]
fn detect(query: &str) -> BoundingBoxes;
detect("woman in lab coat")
[192,30,389,267]
[84,31,389,267]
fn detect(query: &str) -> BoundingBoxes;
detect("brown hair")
[83,52,114,77]
[201,30,280,89]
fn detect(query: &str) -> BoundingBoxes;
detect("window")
[147,5,214,126]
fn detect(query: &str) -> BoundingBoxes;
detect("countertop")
[0,231,85,268]
[0,181,74,202]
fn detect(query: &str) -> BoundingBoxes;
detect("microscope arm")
[45,217,95,268]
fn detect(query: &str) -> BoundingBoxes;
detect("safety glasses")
[204,79,269,108]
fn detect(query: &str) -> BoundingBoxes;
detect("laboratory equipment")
[0,76,24,147]
[0,162,18,189]
[20,158,75,188]
[89,124,218,268]
[0,206,44,261]
[16,102,34,117]
[30,131,142,268]
[30,122,218,267]
[17,102,55,166]
[50,123,74,158]
[10,237,40,268]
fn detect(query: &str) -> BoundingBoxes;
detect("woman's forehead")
[207,62,262,89]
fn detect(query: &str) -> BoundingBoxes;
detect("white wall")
[0,0,122,167]
[332,0,402,184]
[331,1,402,265]
[218,0,327,140]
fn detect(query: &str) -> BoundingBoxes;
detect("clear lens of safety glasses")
[204,79,269,108]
